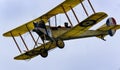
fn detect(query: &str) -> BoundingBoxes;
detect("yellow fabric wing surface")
[14,41,56,60]
[3,0,84,37]
[14,12,108,60]
[58,12,108,40]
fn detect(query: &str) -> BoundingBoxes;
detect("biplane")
[3,0,120,60]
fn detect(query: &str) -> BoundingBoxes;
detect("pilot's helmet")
[39,20,45,24]
[64,22,68,27]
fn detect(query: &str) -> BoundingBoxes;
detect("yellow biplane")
[3,0,120,60]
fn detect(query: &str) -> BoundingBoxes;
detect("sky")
[1,0,120,70]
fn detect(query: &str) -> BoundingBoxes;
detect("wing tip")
[2,33,8,37]
[2,32,12,37]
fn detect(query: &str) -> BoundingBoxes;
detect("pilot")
[64,22,71,28]
[58,25,61,28]
[38,20,46,28]
[33,21,39,27]
[39,20,45,24]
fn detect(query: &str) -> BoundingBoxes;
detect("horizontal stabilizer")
[98,25,120,31]
[96,24,120,39]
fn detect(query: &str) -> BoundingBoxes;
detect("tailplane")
[96,17,120,40]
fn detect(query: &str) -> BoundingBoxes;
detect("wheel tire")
[40,49,48,58]
[56,39,65,49]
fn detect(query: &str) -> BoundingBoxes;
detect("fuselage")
[39,26,108,40]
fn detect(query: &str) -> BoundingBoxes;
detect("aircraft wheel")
[40,49,48,58]
[56,39,65,49]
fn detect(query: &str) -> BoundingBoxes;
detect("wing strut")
[34,36,40,48]
[70,6,80,23]
[55,15,57,27]
[80,0,89,16]
[61,5,73,27]
[19,33,29,51]
[87,0,96,14]
[48,19,51,27]
[25,24,38,48]
[10,32,22,53]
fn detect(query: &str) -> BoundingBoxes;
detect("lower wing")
[14,42,56,60]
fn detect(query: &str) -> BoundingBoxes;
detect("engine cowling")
[106,17,117,36]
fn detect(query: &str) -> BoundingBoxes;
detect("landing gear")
[56,39,65,49]
[100,35,106,41]
[40,49,48,58]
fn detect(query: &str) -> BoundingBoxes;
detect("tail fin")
[96,17,120,40]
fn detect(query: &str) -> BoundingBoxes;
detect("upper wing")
[3,0,84,37]
[58,12,108,40]
[14,41,56,60]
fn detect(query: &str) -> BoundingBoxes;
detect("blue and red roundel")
[106,17,116,26]
[106,17,117,36]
